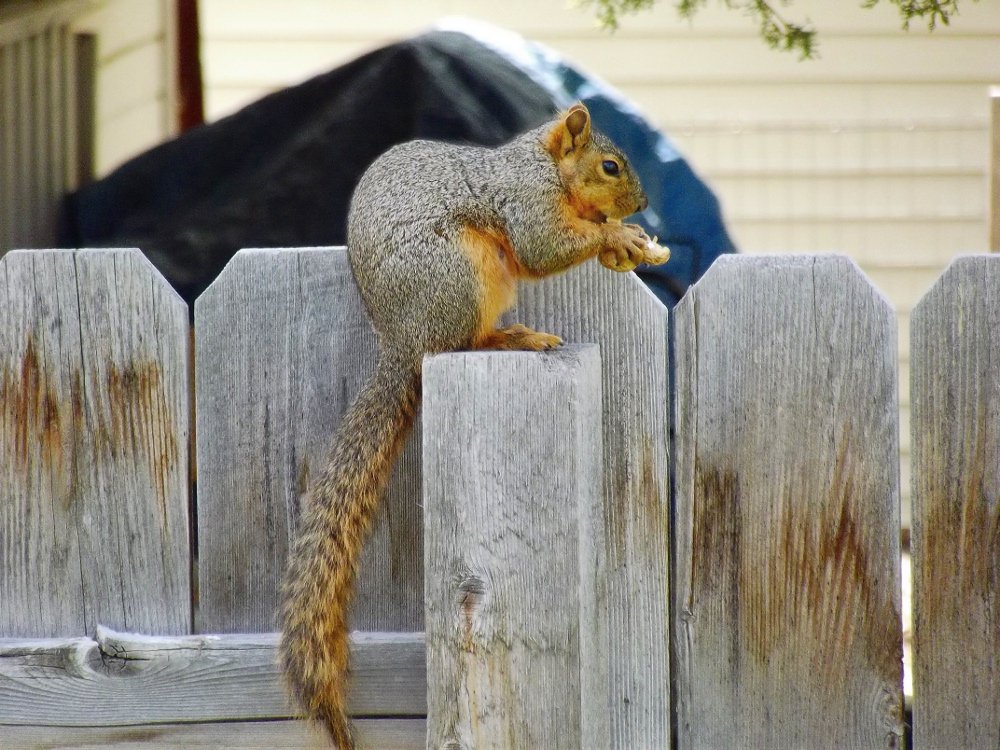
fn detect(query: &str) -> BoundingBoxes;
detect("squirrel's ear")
[546,103,591,158]
[565,104,591,146]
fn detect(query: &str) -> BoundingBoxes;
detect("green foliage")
[582,0,974,59]
[587,0,658,29]
[862,0,967,31]
[677,1,816,59]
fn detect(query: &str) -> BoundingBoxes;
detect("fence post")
[0,248,190,638]
[510,260,670,746]
[424,346,608,750]
[910,254,1000,749]
[673,254,903,748]
[194,246,423,634]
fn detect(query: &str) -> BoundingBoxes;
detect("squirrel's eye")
[602,159,620,177]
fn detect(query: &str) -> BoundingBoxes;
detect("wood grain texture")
[0,248,190,638]
[3,718,425,749]
[508,260,670,747]
[0,628,425,725]
[423,346,607,750]
[194,247,422,633]
[673,254,903,748]
[910,255,1000,749]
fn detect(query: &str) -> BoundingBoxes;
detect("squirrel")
[278,102,670,748]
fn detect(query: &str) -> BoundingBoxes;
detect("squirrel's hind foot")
[475,323,563,352]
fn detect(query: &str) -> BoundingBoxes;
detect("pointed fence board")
[423,346,608,749]
[910,255,1000,749]
[508,260,671,747]
[0,248,190,638]
[194,247,422,634]
[673,254,903,748]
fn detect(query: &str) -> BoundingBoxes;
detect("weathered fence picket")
[910,254,1000,749]
[194,247,423,634]
[673,254,904,748]
[0,248,190,639]
[424,346,607,749]
[509,261,672,747]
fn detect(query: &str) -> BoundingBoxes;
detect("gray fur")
[346,119,642,363]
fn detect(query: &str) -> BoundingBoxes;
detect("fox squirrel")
[278,103,669,748]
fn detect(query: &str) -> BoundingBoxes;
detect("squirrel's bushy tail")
[279,355,420,749]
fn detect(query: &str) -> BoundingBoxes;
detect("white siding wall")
[0,0,175,247]
[0,0,88,248]
[0,0,174,251]
[200,0,1000,524]
[72,0,176,176]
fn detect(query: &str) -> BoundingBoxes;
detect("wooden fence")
[0,247,996,749]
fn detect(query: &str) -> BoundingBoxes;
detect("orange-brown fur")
[278,103,661,748]
[461,223,522,344]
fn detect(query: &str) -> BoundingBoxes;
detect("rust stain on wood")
[4,337,42,466]
[607,436,666,555]
[692,435,901,696]
[1,333,179,516]
[767,438,899,690]
[921,414,1000,627]
[639,436,666,531]
[690,466,744,677]
[97,360,180,520]
[2,335,72,503]
[691,466,741,597]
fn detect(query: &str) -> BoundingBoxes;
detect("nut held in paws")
[644,240,671,265]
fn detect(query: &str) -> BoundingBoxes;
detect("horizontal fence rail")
[0,247,997,750]
[0,628,425,725]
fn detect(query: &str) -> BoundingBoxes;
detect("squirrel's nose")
[637,194,649,213]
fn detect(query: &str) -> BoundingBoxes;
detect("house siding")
[202,0,1000,522]
[72,0,175,176]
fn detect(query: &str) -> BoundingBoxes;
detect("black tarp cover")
[61,24,735,307]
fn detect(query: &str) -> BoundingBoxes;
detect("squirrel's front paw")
[599,223,670,273]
